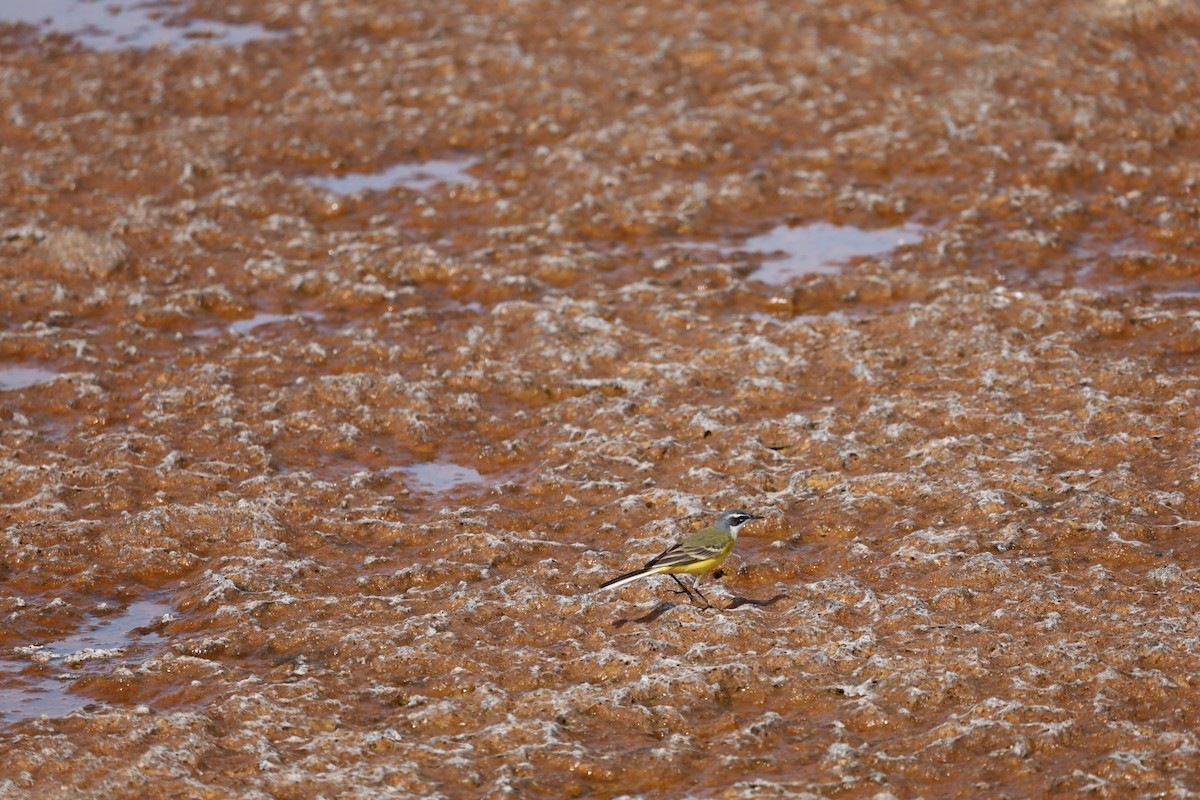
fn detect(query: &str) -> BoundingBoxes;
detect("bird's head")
[715,509,764,537]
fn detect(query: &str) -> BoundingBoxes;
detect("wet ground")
[2,0,1200,797]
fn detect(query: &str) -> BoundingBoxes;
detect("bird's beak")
[750,514,765,520]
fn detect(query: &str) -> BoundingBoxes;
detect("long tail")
[597,567,660,591]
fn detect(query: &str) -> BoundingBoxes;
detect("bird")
[597,509,764,608]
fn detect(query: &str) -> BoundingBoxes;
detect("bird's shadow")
[612,592,789,627]
[725,593,789,610]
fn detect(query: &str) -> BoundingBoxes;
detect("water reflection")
[392,459,484,493]
[195,310,324,337]
[1,0,282,50]
[745,221,926,284]
[0,597,172,727]
[307,158,477,195]
[227,311,320,335]
[0,366,60,390]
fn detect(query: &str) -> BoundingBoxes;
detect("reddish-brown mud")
[2,0,1200,797]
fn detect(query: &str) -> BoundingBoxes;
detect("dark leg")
[669,574,695,599]
[670,575,710,608]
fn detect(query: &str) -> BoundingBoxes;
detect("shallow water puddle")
[391,459,485,493]
[745,221,926,283]
[227,311,325,335]
[307,158,478,194]
[1,0,281,50]
[0,366,60,390]
[0,597,172,727]
[195,310,325,337]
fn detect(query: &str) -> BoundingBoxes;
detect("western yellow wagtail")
[597,509,763,608]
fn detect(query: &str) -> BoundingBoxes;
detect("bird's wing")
[644,526,730,569]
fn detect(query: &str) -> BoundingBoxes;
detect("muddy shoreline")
[3,0,1200,797]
